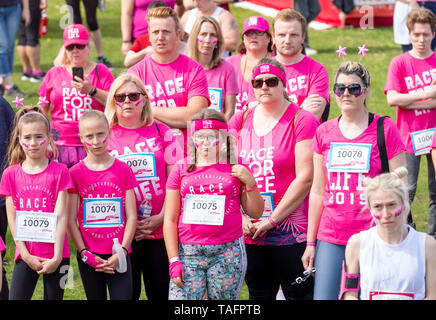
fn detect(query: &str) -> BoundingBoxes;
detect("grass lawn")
[2,0,431,300]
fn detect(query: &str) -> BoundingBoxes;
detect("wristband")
[89,87,97,97]
[306,241,316,247]
[244,183,257,193]
[169,260,183,279]
[79,248,86,256]
[122,40,132,43]
[122,246,128,255]
[81,250,101,269]
[169,256,180,264]
[268,215,278,228]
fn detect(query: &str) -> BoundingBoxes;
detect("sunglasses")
[333,83,365,97]
[244,30,266,37]
[114,92,144,103]
[66,44,87,51]
[251,77,280,89]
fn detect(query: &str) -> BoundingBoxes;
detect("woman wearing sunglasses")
[105,73,182,300]
[228,58,319,300]
[226,16,273,113]
[38,24,114,168]
[301,61,406,300]
[188,16,238,121]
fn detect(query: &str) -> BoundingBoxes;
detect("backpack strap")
[377,115,390,173]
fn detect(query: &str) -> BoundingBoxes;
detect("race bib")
[117,153,157,180]
[369,291,414,300]
[208,88,223,112]
[244,192,275,220]
[182,194,226,226]
[328,143,372,173]
[410,128,435,156]
[83,198,123,228]
[14,211,57,243]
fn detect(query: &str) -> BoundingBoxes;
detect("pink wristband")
[307,242,316,246]
[244,184,257,193]
[81,250,101,269]
[268,216,278,228]
[169,260,183,279]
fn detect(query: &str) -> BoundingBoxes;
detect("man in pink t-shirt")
[385,7,436,235]
[128,6,210,153]
[272,9,329,122]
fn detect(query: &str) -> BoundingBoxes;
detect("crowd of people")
[0,0,436,301]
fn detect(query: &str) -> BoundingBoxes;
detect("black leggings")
[76,252,133,300]
[245,242,313,300]
[130,238,169,300]
[18,0,41,47]
[9,258,70,300]
[65,0,99,31]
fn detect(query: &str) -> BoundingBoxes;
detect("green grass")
[2,0,431,300]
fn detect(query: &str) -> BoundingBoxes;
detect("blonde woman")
[105,73,182,300]
[188,16,237,121]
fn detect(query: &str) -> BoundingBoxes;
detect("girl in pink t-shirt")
[0,106,73,300]
[68,110,138,300]
[302,61,406,300]
[164,109,263,300]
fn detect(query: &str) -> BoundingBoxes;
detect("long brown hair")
[7,106,58,166]
[187,109,236,172]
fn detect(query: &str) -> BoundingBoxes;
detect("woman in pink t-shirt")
[164,109,263,300]
[38,24,114,168]
[68,110,138,300]
[302,61,406,300]
[188,16,238,121]
[0,106,73,300]
[105,73,182,300]
[228,58,319,300]
[225,16,273,112]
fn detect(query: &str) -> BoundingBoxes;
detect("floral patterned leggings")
[169,237,246,300]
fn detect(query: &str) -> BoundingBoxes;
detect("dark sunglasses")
[251,77,280,89]
[114,92,144,103]
[333,83,365,97]
[66,44,87,51]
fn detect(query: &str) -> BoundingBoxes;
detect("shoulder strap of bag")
[377,115,390,173]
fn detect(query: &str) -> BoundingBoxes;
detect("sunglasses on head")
[333,83,365,97]
[251,77,280,89]
[66,44,87,51]
[114,92,144,103]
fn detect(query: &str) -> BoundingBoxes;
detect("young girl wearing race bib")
[342,167,436,300]
[67,110,138,300]
[0,106,73,300]
[164,109,264,300]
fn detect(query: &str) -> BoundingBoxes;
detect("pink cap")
[242,16,270,35]
[63,24,90,48]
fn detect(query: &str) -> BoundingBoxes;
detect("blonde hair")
[105,73,153,128]
[272,9,306,55]
[363,167,410,224]
[7,106,58,166]
[147,6,182,31]
[79,109,109,131]
[188,16,224,69]
[334,61,371,107]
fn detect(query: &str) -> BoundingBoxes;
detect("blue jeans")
[313,240,345,300]
[0,4,21,77]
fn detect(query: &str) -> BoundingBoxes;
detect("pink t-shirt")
[311,115,406,245]
[205,60,238,114]
[0,237,6,253]
[166,161,243,245]
[225,54,256,112]
[277,56,330,107]
[228,103,319,246]
[432,129,436,148]
[107,122,182,239]
[131,0,176,39]
[38,64,114,146]
[69,159,138,254]
[0,161,73,261]
[384,51,436,153]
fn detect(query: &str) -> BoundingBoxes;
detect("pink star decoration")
[336,45,347,58]
[38,96,49,106]
[12,96,24,108]
[358,44,369,57]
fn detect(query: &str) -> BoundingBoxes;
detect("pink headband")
[190,119,228,134]
[252,64,286,86]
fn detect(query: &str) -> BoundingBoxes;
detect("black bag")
[332,0,355,14]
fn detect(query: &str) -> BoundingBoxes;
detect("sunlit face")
[273,19,305,57]
[114,81,146,123]
[193,129,220,161]
[149,17,181,55]
[334,73,368,113]
[79,117,110,156]
[369,189,404,230]
[65,43,90,66]
[243,29,270,53]
[252,72,284,105]
[409,22,435,55]
[19,121,50,160]
[196,21,218,56]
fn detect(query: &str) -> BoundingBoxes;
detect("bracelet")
[122,40,132,43]
[306,241,316,247]
[268,216,278,228]
[244,183,257,193]
[169,256,180,264]
[88,87,97,97]
[122,246,128,255]
[79,248,87,256]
